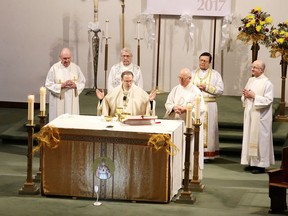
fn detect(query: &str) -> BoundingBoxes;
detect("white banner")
[145,0,231,17]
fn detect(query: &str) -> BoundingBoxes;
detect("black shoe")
[251,167,265,174]
[244,166,255,171]
[204,159,213,163]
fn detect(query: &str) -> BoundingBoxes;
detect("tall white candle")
[137,21,141,39]
[195,95,201,120]
[28,95,34,123]
[40,87,46,112]
[186,102,193,128]
[105,20,109,38]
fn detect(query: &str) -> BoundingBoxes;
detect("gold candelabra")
[19,123,40,195]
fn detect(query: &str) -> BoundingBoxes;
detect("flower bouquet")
[237,7,272,44]
[265,20,288,61]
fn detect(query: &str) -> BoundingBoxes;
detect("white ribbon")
[179,13,195,42]
[140,14,156,47]
[220,14,233,50]
[88,21,100,32]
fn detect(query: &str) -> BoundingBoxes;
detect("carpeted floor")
[0,90,288,216]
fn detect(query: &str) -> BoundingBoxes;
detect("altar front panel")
[41,115,183,203]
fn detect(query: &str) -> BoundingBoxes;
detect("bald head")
[178,68,192,87]
[251,60,265,77]
[60,48,72,67]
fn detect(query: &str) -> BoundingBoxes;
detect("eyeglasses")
[199,59,209,63]
[121,55,131,58]
[178,76,190,80]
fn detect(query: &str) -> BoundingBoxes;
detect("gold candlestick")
[175,127,196,204]
[19,123,40,195]
[33,114,47,183]
[189,119,205,192]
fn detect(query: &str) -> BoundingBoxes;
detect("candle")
[40,87,46,113]
[105,20,109,38]
[195,95,201,120]
[137,21,141,39]
[186,102,193,128]
[28,95,34,124]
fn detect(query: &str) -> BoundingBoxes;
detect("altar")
[41,114,184,203]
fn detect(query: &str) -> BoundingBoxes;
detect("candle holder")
[175,127,196,204]
[103,36,111,90]
[134,37,143,67]
[19,123,40,195]
[33,114,47,183]
[189,119,205,192]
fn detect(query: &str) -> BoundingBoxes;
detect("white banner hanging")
[145,0,231,17]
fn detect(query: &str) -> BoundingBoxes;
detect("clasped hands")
[61,80,76,89]
[173,105,186,115]
[242,88,255,99]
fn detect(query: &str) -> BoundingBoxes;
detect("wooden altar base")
[189,180,205,192]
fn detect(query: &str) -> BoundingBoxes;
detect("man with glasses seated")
[96,71,156,117]
[191,52,224,161]
[107,47,143,93]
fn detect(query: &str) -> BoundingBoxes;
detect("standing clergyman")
[45,48,86,122]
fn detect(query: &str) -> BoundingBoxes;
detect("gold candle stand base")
[175,127,196,204]
[275,115,288,122]
[33,115,47,183]
[19,124,40,195]
[189,180,205,192]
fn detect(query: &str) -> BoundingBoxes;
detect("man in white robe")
[191,52,224,160]
[97,71,156,116]
[107,47,143,93]
[45,48,86,122]
[241,60,274,174]
[165,68,206,180]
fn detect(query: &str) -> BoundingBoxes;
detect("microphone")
[123,96,127,101]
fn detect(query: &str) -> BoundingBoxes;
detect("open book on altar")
[122,115,158,125]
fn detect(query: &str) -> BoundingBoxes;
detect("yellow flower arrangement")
[237,7,272,44]
[265,20,288,61]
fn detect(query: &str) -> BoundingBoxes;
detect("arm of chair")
[267,168,285,183]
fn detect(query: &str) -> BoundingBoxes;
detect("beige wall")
[0,0,287,104]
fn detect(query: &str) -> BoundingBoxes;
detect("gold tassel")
[32,125,60,155]
[147,134,179,156]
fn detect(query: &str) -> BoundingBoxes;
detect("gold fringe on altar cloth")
[32,125,60,155]
[147,134,179,156]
